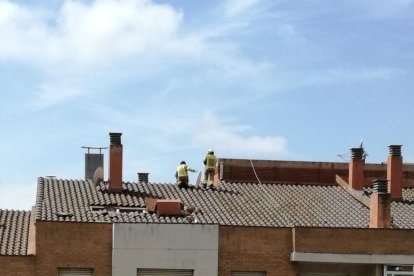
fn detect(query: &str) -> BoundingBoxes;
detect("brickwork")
[293,227,414,275]
[34,221,112,276]
[218,226,297,276]
[3,217,414,276]
[109,145,123,192]
[218,159,414,187]
[388,155,403,199]
[349,159,364,190]
[369,193,391,228]
[221,161,349,184]
[219,226,414,276]
[0,256,35,276]
[293,227,414,254]
[297,262,376,276]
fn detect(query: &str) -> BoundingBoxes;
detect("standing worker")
[175,161,197,189]
[202,149,217,189]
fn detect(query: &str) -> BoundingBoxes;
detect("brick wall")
[298,262,376,276]
[34,221,112,276]
[218,226,297,276]
[293,227,414,254]
[219,226,414,276]
[292,227,414,276]
[0,256,35,276]
[218,159,414,187]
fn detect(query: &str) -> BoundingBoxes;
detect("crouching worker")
[175,161,197,189]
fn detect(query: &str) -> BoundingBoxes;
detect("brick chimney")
[109,132,123,193]
[369,179,391,228]
[387,145,403,200]
[349,147,364,190]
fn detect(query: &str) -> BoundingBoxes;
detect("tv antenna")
[337,138,368,161]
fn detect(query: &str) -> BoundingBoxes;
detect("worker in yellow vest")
[175,161,197,188]
[202,149,217,189]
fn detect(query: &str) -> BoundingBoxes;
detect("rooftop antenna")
[359,138,368,160]
[93,167,104,185]
[337,153,349,162]
[195,171,202,187]
[337,138,368,162]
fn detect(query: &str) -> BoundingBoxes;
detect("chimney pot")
[389,145,402,157]
[109,132,122,146]
[350,148,364,160]
[138,172,149,183]
[372,179,388,194]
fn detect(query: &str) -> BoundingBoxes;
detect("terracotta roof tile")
[33,177,414,229]
[0,209,31,255]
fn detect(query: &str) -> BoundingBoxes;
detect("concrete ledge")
[291,252,414,264]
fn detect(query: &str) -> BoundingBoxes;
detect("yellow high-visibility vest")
[206,154,217,170]
[176,164,188,177]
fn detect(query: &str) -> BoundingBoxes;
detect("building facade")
[2,134,414,276]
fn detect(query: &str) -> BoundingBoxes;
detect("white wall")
[113,223,219,276]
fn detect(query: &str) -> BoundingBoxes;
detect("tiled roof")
[34,177,414,229]
[0,209,31,255]
[360,187,414,229]
[390,189,414,228]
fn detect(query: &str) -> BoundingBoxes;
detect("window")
[384,265,414,276]
[58,268,93,276]
[231,272,266,276]
[137,268,194,276]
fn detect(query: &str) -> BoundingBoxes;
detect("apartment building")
[1,133,414,276]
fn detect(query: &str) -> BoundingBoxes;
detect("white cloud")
[224,0,260,17]
[81,107,288,183]
[0,0,273,107]
[0,0,201,67]
[33,83,86,108]
[85,105,287,158]
[193,111,287,158]
[0,1,49,63]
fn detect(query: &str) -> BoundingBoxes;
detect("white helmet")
[208,149,214,154]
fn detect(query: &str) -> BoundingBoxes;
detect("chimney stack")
[349,147,364,190]
[83,147,105,180]
[387,145,403,200]
[109,133,123,193]
[137,172,149,183]
[369,179,391,228]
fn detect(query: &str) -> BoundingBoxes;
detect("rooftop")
[0,209,31,255]
[34,177,414,229]
[3,135,414,256]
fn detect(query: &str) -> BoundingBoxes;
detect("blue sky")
[1,0,414,210]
